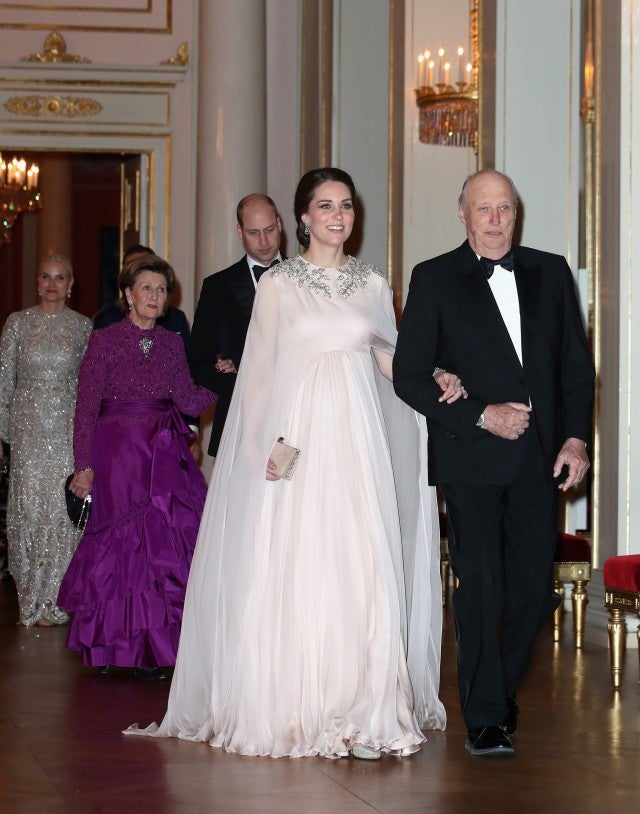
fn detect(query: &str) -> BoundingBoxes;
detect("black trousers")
[441,432,560,729]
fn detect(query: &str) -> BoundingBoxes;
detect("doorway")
[0,151,144,326]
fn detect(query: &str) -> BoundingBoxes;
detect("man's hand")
[553,437,590,491]
[481,402,531,440]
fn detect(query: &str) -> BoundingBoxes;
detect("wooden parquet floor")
[1,576,638,814]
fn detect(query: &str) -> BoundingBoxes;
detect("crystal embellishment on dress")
[139,337,153,358]
[271,256,385,299]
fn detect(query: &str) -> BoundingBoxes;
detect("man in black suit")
[393,169,594,757]
[188,193,283,456]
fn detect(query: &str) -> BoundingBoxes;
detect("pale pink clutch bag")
[269,437,301,480]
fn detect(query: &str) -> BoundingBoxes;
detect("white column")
[195,0,267,293]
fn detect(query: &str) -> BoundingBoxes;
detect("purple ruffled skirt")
[58,398,206,668]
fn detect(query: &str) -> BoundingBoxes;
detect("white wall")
[494,0,582,268]
[403,0,476,293]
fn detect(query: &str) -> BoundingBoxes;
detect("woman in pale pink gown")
[127,168,464,758]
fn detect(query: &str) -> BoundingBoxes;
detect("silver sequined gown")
[0,307,92,625]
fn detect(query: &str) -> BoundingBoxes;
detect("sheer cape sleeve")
[370,276,446,730]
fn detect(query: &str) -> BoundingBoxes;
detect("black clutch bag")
[64,474,92,531]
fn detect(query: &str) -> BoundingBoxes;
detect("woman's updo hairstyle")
[294,167,356,249]
[117,254,176,315]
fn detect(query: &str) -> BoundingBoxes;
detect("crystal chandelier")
[415,0,478,149]
[0,152,43,245]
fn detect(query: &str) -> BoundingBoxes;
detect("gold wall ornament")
[21,31,90,64]
[4,95,103,118]
[161,42,189,66]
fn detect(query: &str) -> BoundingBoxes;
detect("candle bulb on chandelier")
[438,47,445,84]
[428,59,435,88]
[27,164,39,190]
[417,53,426,87]
[466,62,473,87]
[444,62,451,87]
[457,47,464,84]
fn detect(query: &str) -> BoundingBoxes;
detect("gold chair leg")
[607,608,627,689]
[553,580,564,642]
[637,615,640,685]
[571,579,589,649]
[440,552,450,607]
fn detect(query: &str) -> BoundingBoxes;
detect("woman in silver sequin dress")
[0,255,91,626]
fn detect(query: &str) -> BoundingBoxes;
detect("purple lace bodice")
[74,318,217,471]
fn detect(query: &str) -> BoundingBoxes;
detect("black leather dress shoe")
[465,726,514,756]
[135,667,166,681]
[501,696,519,737]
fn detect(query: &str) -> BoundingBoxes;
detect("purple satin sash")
[100,398,173,417]
[87,398,204,531]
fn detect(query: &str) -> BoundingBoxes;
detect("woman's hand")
[70,469,93,499]
[266,457,281,481]
[434,368,468,404]
[215,357,237,374]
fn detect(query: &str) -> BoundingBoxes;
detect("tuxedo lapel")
[512,250,541,367]
[227,258,255,316]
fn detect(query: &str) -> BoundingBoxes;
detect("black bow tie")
[479,251,515,278]
[252,259,279,280]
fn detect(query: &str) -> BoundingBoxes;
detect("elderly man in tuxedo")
[188,193,283,456]
[393,169,594,757]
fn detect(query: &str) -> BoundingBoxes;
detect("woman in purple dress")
[58,255,217,679]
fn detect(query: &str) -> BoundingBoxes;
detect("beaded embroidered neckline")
[271,255,385,299]
[126,317,155,358]
[139,336,153,358]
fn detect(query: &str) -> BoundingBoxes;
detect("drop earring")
[303,222,310,236]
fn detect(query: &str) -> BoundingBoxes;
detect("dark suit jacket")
[393,240,595,485]
[189,256,277,455]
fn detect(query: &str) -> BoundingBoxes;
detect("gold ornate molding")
[4,95,102,118]
[21,31,90,64]
[161,42,189,66]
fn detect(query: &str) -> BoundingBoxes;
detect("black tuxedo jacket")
[393,240,595,485]
[188,256,284,455]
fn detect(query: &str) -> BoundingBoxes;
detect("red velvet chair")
[553,532,591,648]
[603,554,640,688]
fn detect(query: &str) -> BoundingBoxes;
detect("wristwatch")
[476,412,485,427]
